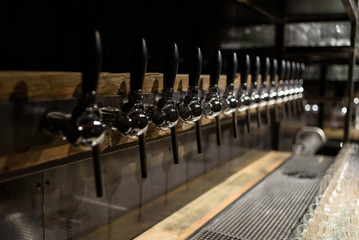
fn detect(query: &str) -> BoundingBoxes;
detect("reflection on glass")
[285,22,350,47]
[221,25,275,49]
[327,65,359,82]
[302,64,321,80]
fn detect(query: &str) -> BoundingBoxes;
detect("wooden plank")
[0,71,245,102]
[236,0,284,24]
[134,151,291,240]
[324,126,359,141]
[341,0,358,21]
[0,70,271,102]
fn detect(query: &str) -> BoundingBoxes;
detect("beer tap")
[269,59,279,123]
[277,60,287,120]
[203,50,223,145]
[298,63,305,113]
[150,43,180,164]
[260,57,271,125]
[178,47,203,153]
[122,39,149,178]
[289,61,298,115]
[44,30,106,197]
[250,56,262,129]
[103,39,149,178]
[239,54,252,133]
[294,62,301,115]
[284,61,292,118]
[222,52,239,139]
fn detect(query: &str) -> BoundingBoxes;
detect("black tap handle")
[270,59,278,87]
[164,43,180,164]
[299,63,305,80]
[261,57,270,87]
[246,109,252,134]
[171,128,179,164]
[286,61,291,82]
[92,145,103,197]
[274,104,279,123]
[195,121,202,154]
[285,61,292,117]
[251,56,260,88]
[279,60,286,82]
[291,61,296,81]
[82,30,104,198]
[82,30,102,94]
[266,104,271,126]
[130,38,148,91]
[216,116,222,145]
[232,112,238,139]
[227,52,238,85]
[164,43,179,89]
[290,61,297,115]
[240,55,250,88]
[256,107,262,129]
[296,62,301,80]
[139,134,147,178]
[210,50,222,86]
[254,56,262,129]
[189,47,202,88]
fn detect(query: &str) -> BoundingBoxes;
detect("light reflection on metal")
[305,104,311,112]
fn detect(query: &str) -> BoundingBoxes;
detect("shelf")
[285,14,350,23]
[305,97,344,104]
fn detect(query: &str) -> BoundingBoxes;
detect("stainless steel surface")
[20,120,268,240]
[0,111,303,239]
[0,92,183,156]
[0,174,44,240]
[294,126,327,154]
[295,127,327,144]
[188,154,334,240]
[0,97,304,240]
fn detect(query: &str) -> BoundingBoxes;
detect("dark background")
[0,0,282,74]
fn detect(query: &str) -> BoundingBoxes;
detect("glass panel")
[221,25,275,49]
[327,65,359,81]
[303,64,321,80]
[0,174,44,240]
[285,22,351,47]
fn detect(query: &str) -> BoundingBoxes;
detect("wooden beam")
[0,71,243,102]
[341,0,358,21]
[284,14,350,23]
[236,0,284,24]
[344,21,358,142]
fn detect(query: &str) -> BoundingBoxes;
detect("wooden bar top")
[81,150,291,240]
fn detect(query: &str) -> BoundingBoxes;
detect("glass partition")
[285,22,351,47]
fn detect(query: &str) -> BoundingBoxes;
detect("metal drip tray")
[187,154,334,240]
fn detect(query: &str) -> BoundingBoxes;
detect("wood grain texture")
[324,126,359,141]
[0,71,244,102]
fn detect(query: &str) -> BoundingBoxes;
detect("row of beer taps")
[44,31,305,197]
